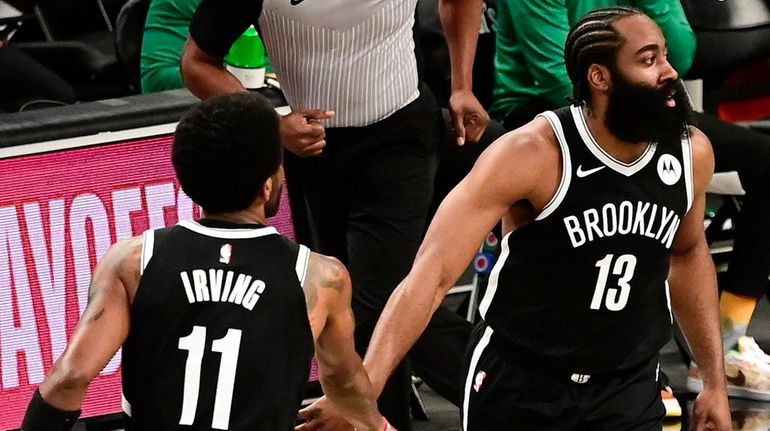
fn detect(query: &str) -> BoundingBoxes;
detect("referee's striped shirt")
[259,0,419,128]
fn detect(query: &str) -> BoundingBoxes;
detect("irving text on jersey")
[562,200,682,249]
[179,269,266,311]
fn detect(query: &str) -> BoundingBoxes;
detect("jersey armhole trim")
[535,111,572,220]
[140,230,155,275]
[682,130,695,213]
[295,244,310,288]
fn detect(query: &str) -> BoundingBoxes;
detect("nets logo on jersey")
[657,154,682,186]
[219,244,233,264]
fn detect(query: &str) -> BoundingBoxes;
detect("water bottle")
[225,25,267,89]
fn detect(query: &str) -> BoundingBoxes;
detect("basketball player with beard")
[20,93,391,431]
[348,8,730,431]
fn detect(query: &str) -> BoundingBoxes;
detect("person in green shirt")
[140,0,201,93]
[491,0,694,125]
[492,0,770,412]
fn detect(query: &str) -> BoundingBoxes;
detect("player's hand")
[279,109,335,157]
[448,89,489,146]
[690,386,732,431]
[295,396,354,431]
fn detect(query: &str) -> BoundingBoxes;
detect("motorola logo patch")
[657,154,681,186]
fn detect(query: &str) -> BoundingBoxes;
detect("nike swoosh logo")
[576,165,605,178]
[290,0,305,4]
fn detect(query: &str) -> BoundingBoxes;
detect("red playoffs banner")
[0,132,295,430]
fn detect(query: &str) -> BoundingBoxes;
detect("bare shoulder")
[485,116,561,166]
[687,125,715,191]
[303,252,351,312]
[472,116,561,205]
[91,236,143,301]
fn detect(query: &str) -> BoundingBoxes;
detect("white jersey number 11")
[178,326,242,429]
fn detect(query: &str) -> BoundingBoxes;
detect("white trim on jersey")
[177,220,279,239]
[664,280,673,324]
[682,130,695,213]
[571,105,658,177]
[536,111,573,220]
[295,244,311,288]
[462,325,494,431]
[478,231,512,319]
[122,392,133,417]
[140,229,155,275]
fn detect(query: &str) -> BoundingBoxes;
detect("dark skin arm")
[180,37,334,157]
[37,237,141,410]
[439,0,489,145]
[300,252,387,431]
[668,126,730,431]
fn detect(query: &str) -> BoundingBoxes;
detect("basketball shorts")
[461,322,665,431]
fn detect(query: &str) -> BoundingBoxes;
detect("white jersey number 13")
[590,254,637,311]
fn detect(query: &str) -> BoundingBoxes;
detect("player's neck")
[201,207,268,226]
[582,104,650,164]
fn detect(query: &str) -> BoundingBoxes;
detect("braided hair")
[564,6,643,105]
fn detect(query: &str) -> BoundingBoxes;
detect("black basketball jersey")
[479,105,694,373]
[122,219,314,431]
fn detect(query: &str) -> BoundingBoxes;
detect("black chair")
[114,0,152,93]
[682,0,770,111]
[12,0,130,100]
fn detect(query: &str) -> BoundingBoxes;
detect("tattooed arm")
[299,252,385,431]
[34,237,141,411]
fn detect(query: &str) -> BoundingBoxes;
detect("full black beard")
[605,72,692,146]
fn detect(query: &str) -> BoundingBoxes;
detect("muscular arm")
[181,36,246,100]
[364,120,558,395]
[303,253,382,431]
[34,237,141,411]
[180,0,259,99]
[668,127,729,428]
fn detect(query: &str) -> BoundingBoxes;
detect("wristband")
[21,389,80,431]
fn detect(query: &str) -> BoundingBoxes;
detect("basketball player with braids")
[20,93,391,431]
[355,8,730,431]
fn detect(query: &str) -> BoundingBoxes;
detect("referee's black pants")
[285,86,472,430]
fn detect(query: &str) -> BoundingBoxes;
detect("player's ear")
[588,64,611,93]
[260,177,272,203]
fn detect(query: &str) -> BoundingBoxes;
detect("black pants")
[286,88,472,430]
[693,112,770,298]
[504,106,770,299]
[0,45,76,112]
[462,323,665,431]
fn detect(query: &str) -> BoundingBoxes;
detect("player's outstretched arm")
[364,119,557,396]
[668,126,730,431]
[21,237,141,431]
[300,252,387,431]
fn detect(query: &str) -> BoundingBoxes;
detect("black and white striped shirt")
[259,0,419,127]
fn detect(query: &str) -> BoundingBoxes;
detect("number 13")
[590,254,637,311]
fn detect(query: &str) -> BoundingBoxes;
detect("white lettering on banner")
[112,188,144,241]
[24,201,69,362]
[70,193,112,318]
[0,182,194,388]
[177,188,195,223]
[146,183,176,230]
[0,206,45,389]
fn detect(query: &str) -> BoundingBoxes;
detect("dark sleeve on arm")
[188,0,263,58]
